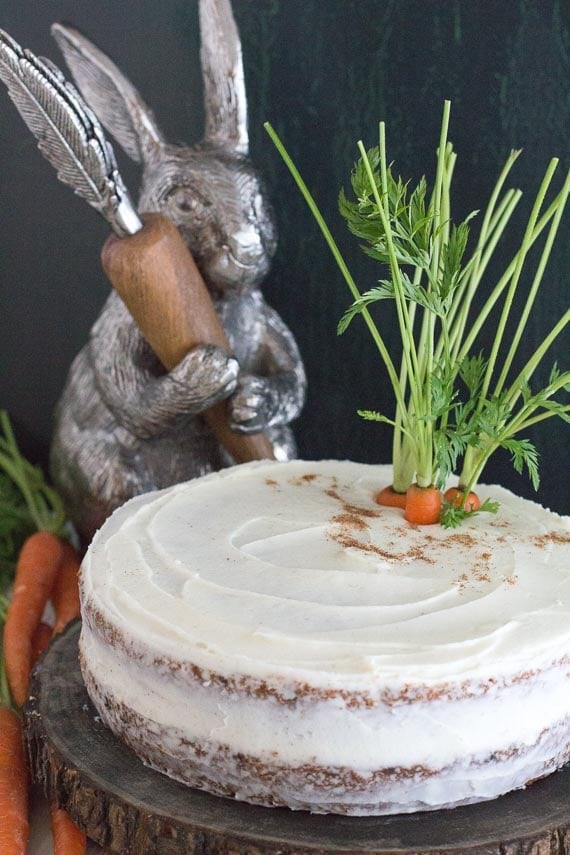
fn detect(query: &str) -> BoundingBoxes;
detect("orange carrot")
[4,531,63,707]
[30,598,87,853]
[375,485,407,509]
[0,706,29,853]
[31,621,54,665]
[53,541,82,636]
[444,487,481,512]
[50,807,86,854]
[405,483,442,525]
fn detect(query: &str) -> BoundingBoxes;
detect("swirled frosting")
[81,460,570,814]
[83,460,570,688]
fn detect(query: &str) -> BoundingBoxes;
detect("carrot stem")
[453,184,566,369]
[494,166,569,395]
[263,122,408,418]
[471,158,559,413]
[0,411,66,536]
[359,137,422,420]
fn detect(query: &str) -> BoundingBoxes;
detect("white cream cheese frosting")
[80,460,570,814]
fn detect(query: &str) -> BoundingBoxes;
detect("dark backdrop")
[0,0,568,513]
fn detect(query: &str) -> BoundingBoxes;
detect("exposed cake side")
[79,460,570,815]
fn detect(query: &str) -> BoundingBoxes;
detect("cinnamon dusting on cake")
[532,530,570,547]
[474,551,492,583]
[325,487,381,519]
[408,545,436,564]
[456,572,469,592]
[446,532,478,547]
[327,523,436,564]
[290,472,320,487]
[331,531,405,561]
[331,512,370,531]
[452,546,497,589]
[325,494,439,564]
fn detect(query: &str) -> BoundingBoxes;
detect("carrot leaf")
[500,438,540,491]
[441,497,500,529]
[0,412,67,606]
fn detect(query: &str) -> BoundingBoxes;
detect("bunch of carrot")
[0,411,86,854]
[375,483,480,524]
[1,531,86,854]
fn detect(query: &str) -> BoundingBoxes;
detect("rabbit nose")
[227,227,264,263]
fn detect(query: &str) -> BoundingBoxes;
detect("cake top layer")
[83,460,570,687]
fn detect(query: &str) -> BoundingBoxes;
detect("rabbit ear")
[199,0,248,154]
[51,23,164,164]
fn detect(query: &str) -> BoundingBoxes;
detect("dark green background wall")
[0,0,568,512]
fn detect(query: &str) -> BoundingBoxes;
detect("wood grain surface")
[24,621,570,855]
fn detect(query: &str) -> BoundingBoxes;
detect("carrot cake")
[79,460,570,815]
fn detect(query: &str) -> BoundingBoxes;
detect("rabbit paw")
[170,345,239,411]
[229,375,276,434]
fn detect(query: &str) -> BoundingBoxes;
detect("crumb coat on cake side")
[79,460,570,815]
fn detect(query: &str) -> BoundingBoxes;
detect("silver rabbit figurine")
[50,0,306,541]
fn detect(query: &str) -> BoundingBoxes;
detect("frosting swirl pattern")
[84,461,570,687]
[80,460,570,814]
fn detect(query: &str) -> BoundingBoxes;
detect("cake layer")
[80,460,570,814]
[81,627,569,813]
[82,656,569,815]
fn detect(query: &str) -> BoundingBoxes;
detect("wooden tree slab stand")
[24,621,569,855]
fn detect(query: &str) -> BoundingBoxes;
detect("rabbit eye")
[168,189,204,215]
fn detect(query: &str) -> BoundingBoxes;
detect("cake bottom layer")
[83,663,570,816]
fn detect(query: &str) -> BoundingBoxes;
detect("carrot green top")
[0,410,66,606]
[265,102,569,527]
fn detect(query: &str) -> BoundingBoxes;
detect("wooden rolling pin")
[101,213,275,462]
